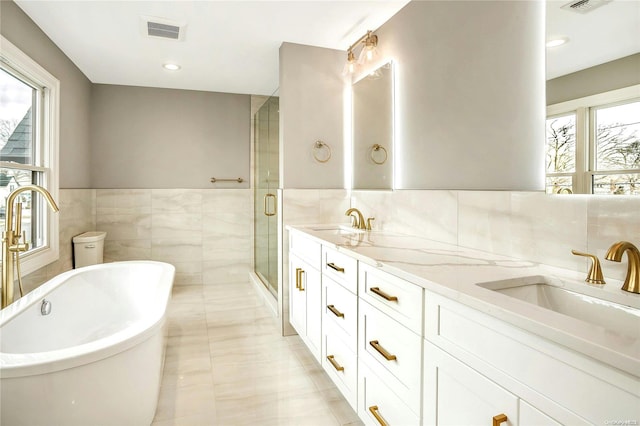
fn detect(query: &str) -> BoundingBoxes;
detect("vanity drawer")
[322,246,358,293]
[289,230,321,269]
[323,275,358,341]
[359,300,422,411]
[358,361,420,426]
[323,326,357,409]
[359,262,423,334]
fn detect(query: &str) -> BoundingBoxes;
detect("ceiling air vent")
[141,16,185,41]
[148,22,180,40]
[561,0,612,14]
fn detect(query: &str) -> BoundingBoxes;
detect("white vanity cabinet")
[423,291,639,425]
[423,339,518,426]
[423,339,565,426]
[288,233,322,361]
[287,228,640,426]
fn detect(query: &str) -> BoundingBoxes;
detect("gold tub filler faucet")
[1,185,59,309]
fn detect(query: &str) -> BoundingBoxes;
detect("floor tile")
[153,279,360,425]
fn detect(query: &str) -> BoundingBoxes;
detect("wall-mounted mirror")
[545,0,640,196]
[352,61,393,190]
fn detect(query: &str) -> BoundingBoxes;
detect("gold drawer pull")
[370,287,398,302]
[369,406,388,426]
[327,304,345,318]
[326,355,345,371]
[493,414,508,426]
[296,268,304,291]
[327,262,345,273]
[295,268,302,289]
[369,340,397,361]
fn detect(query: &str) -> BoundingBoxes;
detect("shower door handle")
[264,193,277,217]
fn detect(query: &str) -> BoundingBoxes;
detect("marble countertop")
[287,224,640,377]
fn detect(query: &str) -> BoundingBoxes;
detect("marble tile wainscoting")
[351,190,640,283]
[22,188,253,289]
[96,188,253,286]
[21,189,96,292]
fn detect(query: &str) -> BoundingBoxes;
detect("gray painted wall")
[547,53,640,105]
[1,0,92,189]
[90,84,250,189]
[279,42,346,189]
[354,1,546,190]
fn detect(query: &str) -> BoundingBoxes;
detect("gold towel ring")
[370,144,388,165]
[313,140,332,163]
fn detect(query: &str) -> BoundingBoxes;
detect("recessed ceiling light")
[546,37,569,48]
[163,63,181,71]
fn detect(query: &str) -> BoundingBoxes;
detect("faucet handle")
[9,231,29,253]
[571,250,606,284]
[366,217,375,231]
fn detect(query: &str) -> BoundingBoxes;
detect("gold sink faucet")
[2,185,59,308]
[605,241,640,294]
[345,208,365,229]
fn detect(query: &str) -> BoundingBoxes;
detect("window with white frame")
[1,36,59,274]
[546,85,640,195]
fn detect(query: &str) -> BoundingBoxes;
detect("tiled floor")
[152,279,363,426]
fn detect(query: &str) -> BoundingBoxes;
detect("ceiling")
[13,0,640,95]
[546,0,639,80]
[14,0,410,95]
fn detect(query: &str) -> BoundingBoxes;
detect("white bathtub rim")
[0,316,167,378]
[0,261,174,378]
[0,260,172,326]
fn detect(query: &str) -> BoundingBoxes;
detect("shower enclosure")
[254,96,279,296]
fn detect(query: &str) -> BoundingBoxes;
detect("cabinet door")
[304,264,322,361]
[289,255,307,336]
[423,340,518,426]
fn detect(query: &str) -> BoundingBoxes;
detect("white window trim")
[1,35,60,275]
[546,84,640,195]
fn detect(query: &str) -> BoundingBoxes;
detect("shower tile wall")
[97,189,252,286]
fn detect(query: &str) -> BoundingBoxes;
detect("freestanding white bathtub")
[0,261,175,426]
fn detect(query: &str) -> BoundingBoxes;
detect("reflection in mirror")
[545,0,640,195]
[352,61,393,190]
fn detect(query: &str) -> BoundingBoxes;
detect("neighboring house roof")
[0,174,18,188]
[0,107,32,163]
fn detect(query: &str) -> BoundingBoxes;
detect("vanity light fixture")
[162,63,181,71]
[343,30,379,75]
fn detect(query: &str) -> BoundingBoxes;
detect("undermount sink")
[309,225,366,235]
[477,275,640,339]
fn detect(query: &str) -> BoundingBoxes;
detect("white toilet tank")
[73,231,107,268]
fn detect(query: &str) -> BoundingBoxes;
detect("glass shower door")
[254,96,279,296]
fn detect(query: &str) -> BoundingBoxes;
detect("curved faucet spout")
[6,185,59,221]
[345,208,365,230]
[2,185,59,308]
[605,241,640,294]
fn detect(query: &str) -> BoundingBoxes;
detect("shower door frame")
[254,96,279,297]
